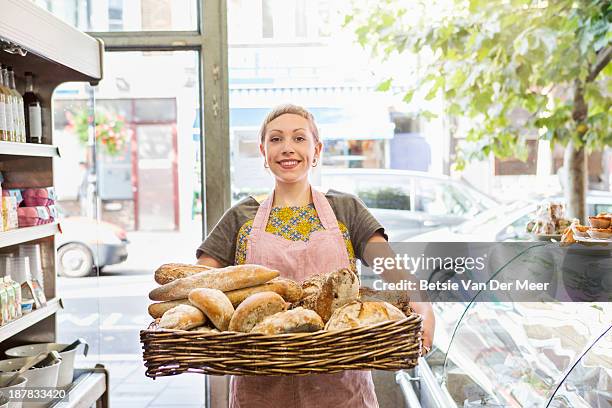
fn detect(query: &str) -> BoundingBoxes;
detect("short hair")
[258,104,320,144]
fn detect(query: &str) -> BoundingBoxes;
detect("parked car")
[319,169,499,241]
[56,216,129,278]
[408,191,612,242]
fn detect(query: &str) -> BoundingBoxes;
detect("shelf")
[0,297,62,342]
[49,366,108,408]
[0,0,102,82]
[0,222,60,249]
[0,141,60,158]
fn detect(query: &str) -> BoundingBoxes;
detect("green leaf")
[402,90,415,104]
[376,78,393,92]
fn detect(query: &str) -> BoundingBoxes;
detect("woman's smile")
[277,159,302,170]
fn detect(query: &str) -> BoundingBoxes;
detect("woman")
[196,104,434,408]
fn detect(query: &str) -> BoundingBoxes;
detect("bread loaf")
[298,269,360,322]
[159,304,206,330]
[154,263,212,285]
[225,278,302,307]
[228,292,288,332]
[149,264,280,301]
[250,307,324,335]
[188,288,235,331]
[325,301,406,331]
[148,299,190,318]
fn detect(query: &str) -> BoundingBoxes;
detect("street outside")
[56,230,208,407]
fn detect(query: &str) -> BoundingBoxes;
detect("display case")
[0,0,107,405]
[396,243,612,407]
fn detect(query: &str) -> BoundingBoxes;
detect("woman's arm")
[364,232,435,355]
[196,254,226,268]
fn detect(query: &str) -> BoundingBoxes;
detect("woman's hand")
[409,301,435,356]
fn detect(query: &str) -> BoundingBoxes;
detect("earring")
[264,161,270,168]
[312,158,318,167]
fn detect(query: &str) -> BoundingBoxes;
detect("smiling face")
[260,113,322,184]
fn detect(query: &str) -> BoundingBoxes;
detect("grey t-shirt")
[196,189,387,266]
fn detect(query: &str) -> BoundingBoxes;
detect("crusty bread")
[189,326,220,333]
[250,307,324,335]
[228,292,288,332]
[359,287,413,316]
[159,304,206,330]
[325,301,406,331]
[149,264,280,301]
[154,263,212,285]
[188,288,235,331]
[297,269,360,322]
[225,278,302,307]
[148,299,191,318]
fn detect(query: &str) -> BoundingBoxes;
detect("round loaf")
[250,307,324,335]
[159,304,206,330]
[297,268,360,322]
[228,292,288,332]
[188,288,235,331]
[225,278,303,307]
[325,301,406,331]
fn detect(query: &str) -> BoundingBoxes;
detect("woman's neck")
[272,178,312,207]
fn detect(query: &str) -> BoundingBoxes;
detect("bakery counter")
[48,366,108,408]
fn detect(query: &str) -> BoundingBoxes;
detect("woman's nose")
[281,140,295,154]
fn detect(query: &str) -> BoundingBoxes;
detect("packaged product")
[17,206,51,227]
[8,276,22,319]
[2,189,23,206]
[0,283,8,325]
[2,276,16,320]
[2,196,18,230]
[22,187,57,207]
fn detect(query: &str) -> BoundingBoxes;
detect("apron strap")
[311,188,341,232]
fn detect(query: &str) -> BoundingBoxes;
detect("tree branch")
[587,44,612,82]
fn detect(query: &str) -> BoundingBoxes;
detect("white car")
[56,216,129,278]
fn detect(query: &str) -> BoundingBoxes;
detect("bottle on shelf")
[8,67,26,142]
[23,72,42,144]
[0,65,16,142]
[0,65,13,142]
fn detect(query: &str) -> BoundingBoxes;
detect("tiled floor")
[102,359,207,407]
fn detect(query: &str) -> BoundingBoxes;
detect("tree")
[347,0,611,222]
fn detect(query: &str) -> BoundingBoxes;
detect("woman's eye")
[295,135,306,141]
[270,136,281,142]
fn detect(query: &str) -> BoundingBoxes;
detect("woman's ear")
[259,143,265,157]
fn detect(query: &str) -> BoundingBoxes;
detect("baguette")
[188,288,235,331]
[149,264,280,301]
[154,263,213,285]
[148,299,190,319]
[159,304,206,330]
[228,292,288,332]
[225,278,302,307]
[250,307,324,335]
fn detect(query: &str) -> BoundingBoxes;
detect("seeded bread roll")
[298,268,360,322]
[149,264,280,301]
[325,301,406,331]
[159,304,206,330]
[148,299,191,319]
[250,307,324,335]
[225,278,302,307]
[228,291,288,332]
[154,263,213,285]
[188,288,235,331]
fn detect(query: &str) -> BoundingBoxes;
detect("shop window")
[108,0,124,31]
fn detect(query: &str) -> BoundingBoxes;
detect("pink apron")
[230,187,379,408]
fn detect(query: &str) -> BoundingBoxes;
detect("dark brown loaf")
[148,299,190,319]
[297,268,360,322]
[154,263,213,285]
[228,292,288,332]
[250,307,324,335]
[149,264,280,301]
[225,278,302,307]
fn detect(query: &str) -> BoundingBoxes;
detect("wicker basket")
[140,314,422,377]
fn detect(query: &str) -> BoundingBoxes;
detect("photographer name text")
[373,279,550,291]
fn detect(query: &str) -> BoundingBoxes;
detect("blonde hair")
[258,104,320,144]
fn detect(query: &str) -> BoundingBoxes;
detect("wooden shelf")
[0,222,60,249]
[0,141,60,158]
[0,297,62,342]
[49,366,108,408]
